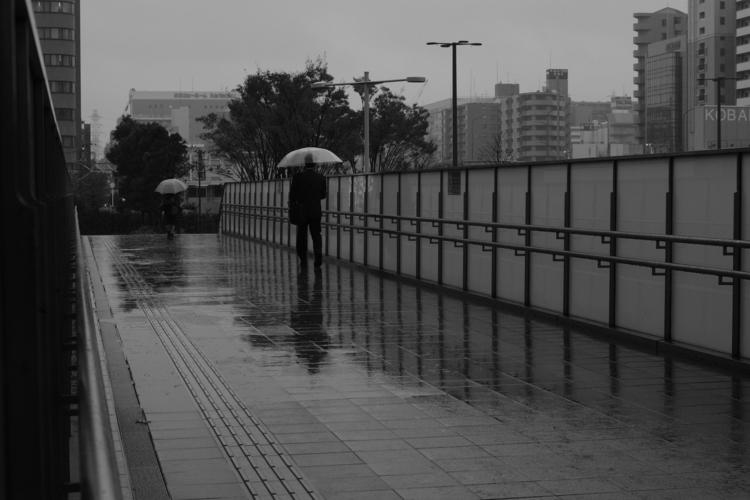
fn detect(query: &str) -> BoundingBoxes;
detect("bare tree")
[477,132,513,164]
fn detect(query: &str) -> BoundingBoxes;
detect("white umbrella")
[277,147,343,168]
[154,178,188,194]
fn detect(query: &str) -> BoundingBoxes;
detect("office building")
[424,71,571,164]
[686,0,737,109]
[633,7,688,145]
[645,35,687,152]
[737,1,750,104]
[125,89,240,212]
[33,0,81,166]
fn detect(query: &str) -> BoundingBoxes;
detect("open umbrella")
[277,147,343,169]
[155,178,188,195]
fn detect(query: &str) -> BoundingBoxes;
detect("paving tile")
[91,235,750,500]
[299,464,376,480]
[381,472,460,489]
[168,482,247,499]
[536,477,624,495]
[290,452,362,467]
[466,481,554,499]
[157,446,225,461]
[404,435,475,449]
[395,485,481,500]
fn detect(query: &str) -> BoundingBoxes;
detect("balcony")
[739,25,750,38]
[738,43,750,56]
[738,6,750,20]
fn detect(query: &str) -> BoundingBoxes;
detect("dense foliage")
[198,57,361,180]
[106,116,190,214]
[199,57,437,178]
[367,87,437,171]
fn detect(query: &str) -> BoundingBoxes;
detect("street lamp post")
[427,40,482,167]
[312,74,425,172]
[593,112,610,157]
[700,76,740,150]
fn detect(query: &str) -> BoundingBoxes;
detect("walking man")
[289,154,327,268]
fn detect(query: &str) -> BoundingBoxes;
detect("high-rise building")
[686,0,737,109]
[735,1,750,104]
[645,35,687,152]
[633,7,688,145]
[33,0,81,166]
[424,71,571,164]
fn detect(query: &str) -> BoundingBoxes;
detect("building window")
[720,17,725,25]
[55,108,75,121]
[700,27,705,34]
[720,48,725,56]
[721,64,726,72]
[38,28,75,40]
[720,1,725,8]
[699,12,705,19]
[49,81,75,93]
[662,33,667,40]
[61,136,75,148]
[662,19,667,26]
[32,1,75,14]
[43,54,75,67]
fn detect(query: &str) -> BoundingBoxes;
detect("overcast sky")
[81,0,688,147]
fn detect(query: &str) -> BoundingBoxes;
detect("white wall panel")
[325,177,339,258]
[569,162,612,324]
[366,175,382,268]
[442,171,465,289]
[467,169,494,296]
[742,154,750,359]
[400,173,419,279]
[351,176,367,265]
[496,167,527,304]
[419,172,440,283]
[338,177,352,261]
[530,165,566,313]
[382,175,399,272]
[672,155,735,351]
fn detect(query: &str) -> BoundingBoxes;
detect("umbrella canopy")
[277,147,343,169]
[154,178,188,195]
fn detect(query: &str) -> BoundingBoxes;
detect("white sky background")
[81,0,688,143]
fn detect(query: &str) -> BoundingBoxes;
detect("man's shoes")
[314,255,322,267]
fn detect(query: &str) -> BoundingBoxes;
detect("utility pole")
[701,76,739,150]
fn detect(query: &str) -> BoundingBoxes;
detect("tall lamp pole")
[700,76,739,150]
[312,74,425,172]
[427,41,482,167]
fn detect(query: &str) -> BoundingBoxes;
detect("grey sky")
[81,0,688,143]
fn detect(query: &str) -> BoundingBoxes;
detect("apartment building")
[33,0,81,165]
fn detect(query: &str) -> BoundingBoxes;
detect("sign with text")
[546,69,568,80]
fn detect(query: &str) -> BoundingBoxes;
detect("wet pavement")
[86,233,750,500]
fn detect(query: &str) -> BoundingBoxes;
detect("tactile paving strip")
[101,236,319,500]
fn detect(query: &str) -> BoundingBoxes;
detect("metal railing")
[1,1,122,497]
[220,150,750,367]
[75,214,123,500]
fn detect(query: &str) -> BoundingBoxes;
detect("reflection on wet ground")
[92,234,750,500]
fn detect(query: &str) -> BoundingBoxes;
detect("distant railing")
[1,1,122,497]
[220,150,750,370]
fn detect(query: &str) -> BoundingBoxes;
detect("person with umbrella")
[155,179,187,240]
[289,153,327,268]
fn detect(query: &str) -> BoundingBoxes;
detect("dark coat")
[289,168,327,218]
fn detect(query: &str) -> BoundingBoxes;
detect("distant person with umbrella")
[289,154,327,268]
[159,194,182,239]
[155,178,187,240]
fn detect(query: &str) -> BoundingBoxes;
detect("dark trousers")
[296,216,322,262]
